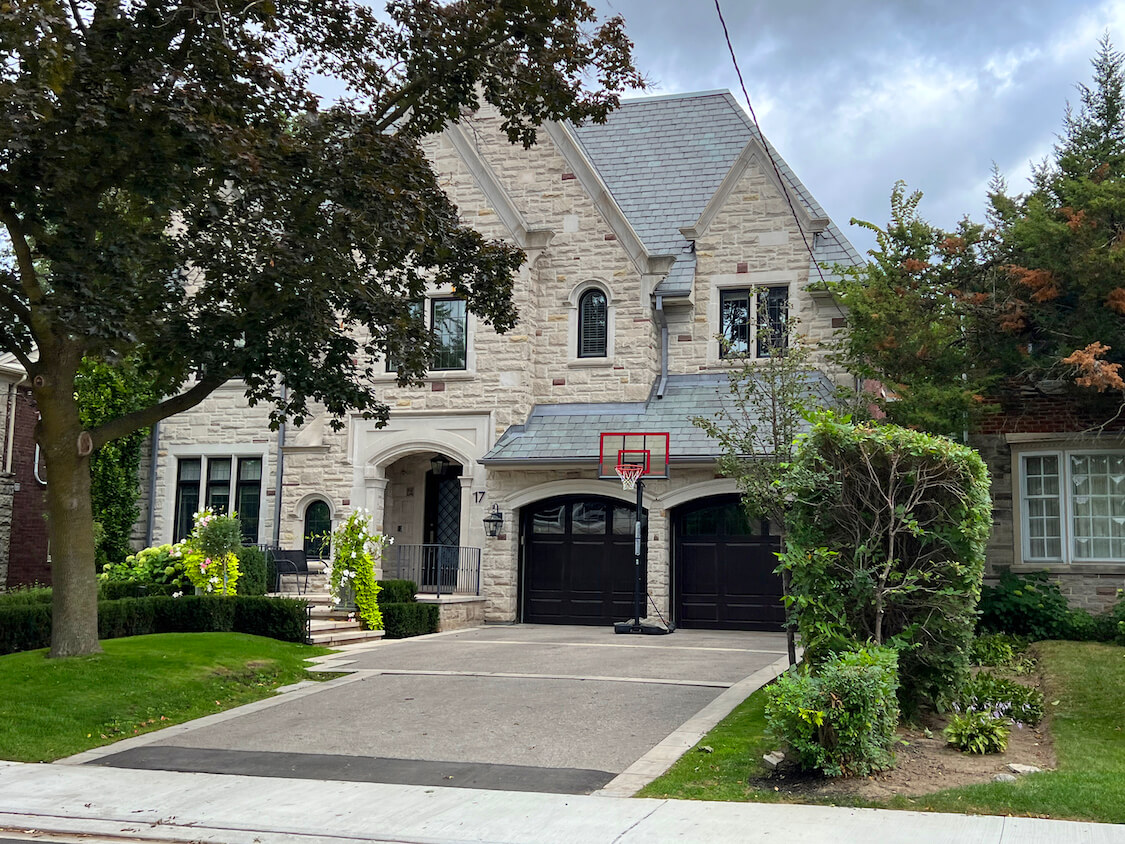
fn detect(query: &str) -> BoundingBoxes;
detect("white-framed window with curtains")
[1019,450,1125,563]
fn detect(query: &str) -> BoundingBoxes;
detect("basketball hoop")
[615,463,645,491]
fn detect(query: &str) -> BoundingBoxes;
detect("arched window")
[578,289,608,358]
[303,500,332,559]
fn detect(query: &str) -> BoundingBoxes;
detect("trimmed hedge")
[236,546,269,596]
[0,595,309,654]
[381,602,439,639]
[376,579,418,605]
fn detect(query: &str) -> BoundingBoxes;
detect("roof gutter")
[654,294,668,399]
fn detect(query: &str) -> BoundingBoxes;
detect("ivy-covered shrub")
[236,546,269,596]
[764,646,900,777]
[327,511,385,630]
[0,595,309,654]
[377,579,418,605]
[779,416,991,710]
[100,544,189,595]
[958,671,1044,726]
[382,602,440,639]
[944,709,1009,754]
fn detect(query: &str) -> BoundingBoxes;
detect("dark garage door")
[522,496,646,625]
[674,496,784,631]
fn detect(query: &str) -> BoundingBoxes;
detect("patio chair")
[272,548,310,595]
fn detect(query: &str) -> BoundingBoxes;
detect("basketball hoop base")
[614,618,674,635]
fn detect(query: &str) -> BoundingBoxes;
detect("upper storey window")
[385,297,468,373]
[719,285,789,358]
[578,289,608,358]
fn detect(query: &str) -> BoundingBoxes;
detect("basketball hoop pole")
[630,476,643,633]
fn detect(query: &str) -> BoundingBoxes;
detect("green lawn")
[0,632,330,762]
[639,641,1125,823]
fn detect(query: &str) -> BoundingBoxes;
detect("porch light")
[483,504,504,538]
[430,453,450,476]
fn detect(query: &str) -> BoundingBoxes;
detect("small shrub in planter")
[944,709,1009,754]
[765,646,900,777]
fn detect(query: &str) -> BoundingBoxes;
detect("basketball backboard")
[598,432,670,479]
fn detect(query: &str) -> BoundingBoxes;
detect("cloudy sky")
[589,0,1125,257]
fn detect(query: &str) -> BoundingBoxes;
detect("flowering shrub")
[182,509,243,595]
[957,671,1044,727]
[100,544,188,592]
[326,510,387,630]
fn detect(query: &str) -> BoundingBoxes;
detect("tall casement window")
[174,455,264,543]
[578,289,608,358]
[719,286,789,358]
[304,500,332,559]
[1020,451,1125,563]
[430,297,467,370]
[756,286,789,357]
[384,298,468,373]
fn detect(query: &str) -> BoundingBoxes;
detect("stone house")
[972,387,1125,613]
[0,353,50,588]
[137,90,862,630]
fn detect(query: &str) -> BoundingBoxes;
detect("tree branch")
[0,204,46,309]
[0,331,35,374]
[0,278,33,329]
[89,374,226,449]
[67,0,88,34]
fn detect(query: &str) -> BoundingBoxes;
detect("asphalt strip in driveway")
[91,745,615,795]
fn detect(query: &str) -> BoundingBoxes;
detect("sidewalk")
[0,761,1121,843]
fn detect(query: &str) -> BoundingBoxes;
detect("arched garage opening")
[521,495,647,625]
[673,495,784,631]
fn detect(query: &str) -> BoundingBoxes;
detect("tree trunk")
[35,350,102,658]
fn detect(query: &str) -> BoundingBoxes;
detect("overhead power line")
[713,0,828,287]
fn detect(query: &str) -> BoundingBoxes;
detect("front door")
[423,464,461,590]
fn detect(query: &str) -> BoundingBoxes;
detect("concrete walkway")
[0,761,1121,844]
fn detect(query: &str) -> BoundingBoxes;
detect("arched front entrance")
[673,495,784,631]
[521,495,647,625]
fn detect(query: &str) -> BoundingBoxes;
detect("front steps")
[270,574,384,647]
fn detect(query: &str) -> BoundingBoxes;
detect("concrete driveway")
[78,625,789,795]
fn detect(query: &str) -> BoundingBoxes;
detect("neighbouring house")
[136,90,862,630]
[972,385,1125,613]
[0,352,50,588]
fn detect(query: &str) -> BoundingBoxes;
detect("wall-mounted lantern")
[430,453,450,476]
[483,504,504,538]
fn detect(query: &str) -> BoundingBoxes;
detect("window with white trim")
[1020,450,1125,562]
[174,455,263,544]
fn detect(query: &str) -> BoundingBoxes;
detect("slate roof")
[481,372,833,466]
[570,91,863,294]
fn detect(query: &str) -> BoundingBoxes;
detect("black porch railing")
[390,545,481,597]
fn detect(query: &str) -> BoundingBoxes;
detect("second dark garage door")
[674,496,785,631]
[521,496,646,625]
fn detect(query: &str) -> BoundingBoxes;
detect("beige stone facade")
[140,92,861,628]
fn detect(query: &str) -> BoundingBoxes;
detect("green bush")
[969,633,1016,667]
[958,670,1044,726]
[376,580,418,605]
[381,602,439,639]
[0,595,308,654]
[780,417,991,711]
[944,709,1009,754]
[0,587,53,607]
[978,570,1071,639]
[100,543,189,593]
[236,546,269,596]
[232,597,308,643]
[0,604,52,654]
[764,646,900,777]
